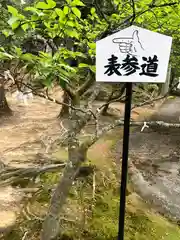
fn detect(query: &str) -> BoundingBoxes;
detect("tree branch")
[97,84,126,113]
[149,2,179,8]
[130,0,136,25]
[76,72,95,96]
[0,163,66,186]
[98,0,179,39]
[14,80,96,119]
[132,81,179,109]
[82,119,180,150]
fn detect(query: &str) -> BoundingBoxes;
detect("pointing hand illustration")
[112,30,144,55]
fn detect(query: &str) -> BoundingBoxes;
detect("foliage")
[0,0,106,89]
[0,0,180,90]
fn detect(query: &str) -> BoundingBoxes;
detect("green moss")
[125,209,180,240]
[5,128,180,240]
[4,230,22,240]
[82,132,180,240]
[83,189,180,240]
[86,190,119,240]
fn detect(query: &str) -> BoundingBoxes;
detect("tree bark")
[41,144,87,240]
[58,91,70,118]
[101,88,114,115]
[41,97,87,240]
[0,80,12,117]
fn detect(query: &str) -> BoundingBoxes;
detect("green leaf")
[39,51,52,58]
[14,26,24,36]
[7,16,21,30]
[36,2,49,9]
[31,15,39,21]
[78,63,95,72]
[67,21,75,27]
[71,0,85,6]
[73,51,86,58]
[8,16,19,26]
[78,63,88,67]
[0,51,14,60]
[7,6,18,16]
[42,74,54,87]
[59,78,67,89]
[58,64,76,72]
[51,11,57,19]
[20,53,36,62]
[63,6,69,15]
[12,21,20,30]
[24,6,43,16]
[88,42,96,49]
[14,47,22,56]
[2,30,13,37]
[47,0,56,8]
[21,23,29,31]
[65,29,79,39]
[90,7,96,15]
[55,8,64,18]
[72,7,81,18]
[89,65,96,73]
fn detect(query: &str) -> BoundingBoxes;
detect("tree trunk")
[41,98,87,240]
[101,89,114,115]
[160,65,171,96]
[58,91,70,118]
[41,144,87,240]
[0,81,12,117]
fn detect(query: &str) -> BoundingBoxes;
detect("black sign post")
[118,82,133,240]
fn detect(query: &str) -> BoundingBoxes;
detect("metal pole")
[118,82,133,240]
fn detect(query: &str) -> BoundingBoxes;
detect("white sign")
[96,25,172,83]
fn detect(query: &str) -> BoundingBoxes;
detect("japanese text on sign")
[104,54,159,77]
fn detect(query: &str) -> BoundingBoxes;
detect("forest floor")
[1,90,180,239]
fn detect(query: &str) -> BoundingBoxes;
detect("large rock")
[117,97,180,221]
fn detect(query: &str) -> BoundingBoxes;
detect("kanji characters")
[121,54,140,75]
[104,54,121,76]
[104,54,159,77]
[139,55,159,77]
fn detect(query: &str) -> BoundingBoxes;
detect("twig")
[130,0,136,25]
[0,163,66,183]
[131,81,179,109]
[14,80,96,119]
[96,95,125,113]
[141,122,149,132]
[92,171,96,201]
[82,119,180,150]
[99,1,178,38]
[19,188,40,193]
[26,202,44,221]
[22,231,28,240]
